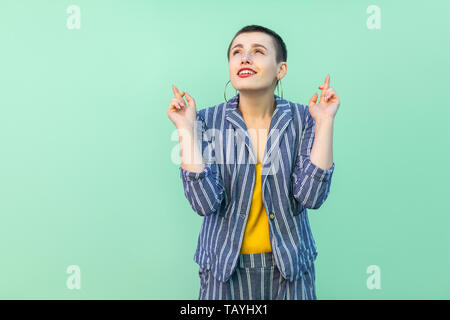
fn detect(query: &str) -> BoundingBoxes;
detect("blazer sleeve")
[292,105,335,209]
[179,112,226,217]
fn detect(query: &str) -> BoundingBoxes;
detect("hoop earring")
[276,78,283,99]
[224,80,238,103]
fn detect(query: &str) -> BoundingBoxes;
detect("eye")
[232,49,264,55]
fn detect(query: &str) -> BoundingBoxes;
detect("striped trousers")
[198,251,317,300]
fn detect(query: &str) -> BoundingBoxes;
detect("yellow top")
[240,163,272,254]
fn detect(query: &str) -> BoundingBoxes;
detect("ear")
[278,62,287,78]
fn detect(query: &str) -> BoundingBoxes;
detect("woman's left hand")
[308,74,340,123]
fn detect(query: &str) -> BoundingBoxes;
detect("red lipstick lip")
[237,68,257,75]
[238,72,256,78]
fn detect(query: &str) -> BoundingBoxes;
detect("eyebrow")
[231,43,268,51]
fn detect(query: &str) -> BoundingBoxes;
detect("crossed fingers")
[318,74,336,103]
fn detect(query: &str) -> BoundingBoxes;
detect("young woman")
[168,25,340,300]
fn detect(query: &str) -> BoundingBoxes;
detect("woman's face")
[228,32,285,94]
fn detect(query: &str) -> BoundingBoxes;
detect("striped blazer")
[179,93,335,283]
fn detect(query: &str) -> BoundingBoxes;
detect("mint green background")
[0,0,449,299]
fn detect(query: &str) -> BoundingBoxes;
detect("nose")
[240,52,252,64]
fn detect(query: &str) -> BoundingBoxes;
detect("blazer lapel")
[260,95,292,192]
[225,92,292,174]
[262,95,292,166]
[225,94,257,164]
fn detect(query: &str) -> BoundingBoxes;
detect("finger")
[319,75,331,103]
[326,92,339,103]
[324,87,335,102]
[171,97,184,109]
[324,74,330,89]
[171,98,184,108]
[172,101,182,110]
[169,103,181,112]
[178,98,185,107]
[319,88,326,104]
[318,75,330,89]
[309,92,318,107]
[325,92,333,102]
[173,85,189,107]
[172,85,184,99]
[184,92,195,107]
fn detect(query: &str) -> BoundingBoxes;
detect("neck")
[237,89,276,121]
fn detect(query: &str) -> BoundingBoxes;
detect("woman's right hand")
[168,85,197,130]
